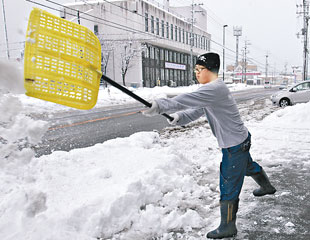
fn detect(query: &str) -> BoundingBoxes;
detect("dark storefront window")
[142,44,193,88]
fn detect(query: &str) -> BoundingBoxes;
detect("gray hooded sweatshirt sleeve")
[155,79,248,148]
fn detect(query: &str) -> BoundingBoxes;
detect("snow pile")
[0,130,215,240]
[0,60,25,94]
[0,61,49,239]
[249,102,310,169]
[261,101,310,126]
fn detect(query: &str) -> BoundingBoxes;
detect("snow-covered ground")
[1,60,310,240]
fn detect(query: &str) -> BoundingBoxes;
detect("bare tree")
[101,42,114,75]
[99,38,114,87]
[121,42,135,86]
[120,41,147,86]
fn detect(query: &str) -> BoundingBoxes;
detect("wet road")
[34,87,278,156]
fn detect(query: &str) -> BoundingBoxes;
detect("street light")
[223,24,228,81]
[1,0,10,59]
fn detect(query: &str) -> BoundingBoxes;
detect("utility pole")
[222,24,228,81]
[265,54,268,84]
[292,65,299,83]
[190,1,194,83]
[284,62,288,75]
[297,1,309,81]
[190,0,203,84]
[243,40,250,85]
[233,26,242,68]
[77,10,80,24]
[241,49,245,83]
[1,0,10,59]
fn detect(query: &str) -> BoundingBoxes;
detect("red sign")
[235,72,261,76]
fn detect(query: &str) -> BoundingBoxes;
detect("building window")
[156,18,159,35]
[165,69,169,82]
[145,46,150,58]
[150,47,154,59]
[166,22,169,39]
[161,20,165,37]
[182,29,185,43]
[201,36,205,49]
[179,27,181,42]
[171,24,174,40]
[169,51,173,61]
[174,69,177,81]
[160,49,164,60]
[94,25,98,35]
[175,26,178,41]
[169,69,173,82]
[186,31,188,45]
[161,69,164,84]
[155,48,160,61]
[145,13,148,32]
[151,15,154,33]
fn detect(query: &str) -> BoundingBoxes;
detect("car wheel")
[279,98,290,107]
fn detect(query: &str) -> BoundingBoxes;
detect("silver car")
[271,80,310,107]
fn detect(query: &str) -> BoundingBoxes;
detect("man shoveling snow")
[143,52,276,239]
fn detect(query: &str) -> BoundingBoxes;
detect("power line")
[44,0,160,37]
[26,0,269,72]
[31,1,212,51]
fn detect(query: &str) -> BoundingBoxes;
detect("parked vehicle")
[271,80,310,107]
[264,82,271,88]
[278,83,288,90]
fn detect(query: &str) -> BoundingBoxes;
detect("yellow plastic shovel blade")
[24,8,102,110]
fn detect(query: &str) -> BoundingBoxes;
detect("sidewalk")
[237,162,310,239]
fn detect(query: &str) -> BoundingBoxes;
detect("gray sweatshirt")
[155,79,248,148]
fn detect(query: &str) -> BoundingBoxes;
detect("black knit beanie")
[195,52,220,74]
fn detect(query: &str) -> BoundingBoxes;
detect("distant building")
[62,0,211,87]
[226,61,261,85]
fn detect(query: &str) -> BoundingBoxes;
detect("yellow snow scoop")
[23,8,174,121]
[24,8,101,110]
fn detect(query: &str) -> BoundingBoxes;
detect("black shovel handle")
[101,75,174,122]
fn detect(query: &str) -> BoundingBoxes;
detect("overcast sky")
[0,0,304,73]
[167,0,303,74]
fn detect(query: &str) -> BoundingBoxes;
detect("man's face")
[194,65,210,84]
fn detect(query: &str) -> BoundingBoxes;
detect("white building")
[62,0,211,87]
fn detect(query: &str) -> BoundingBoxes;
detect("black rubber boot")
[206,199,239,239]
[251,168,276,197]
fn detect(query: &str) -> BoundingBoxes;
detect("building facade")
[63,0,211,87]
